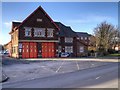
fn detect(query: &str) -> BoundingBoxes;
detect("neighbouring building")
[4,41,12,56]
[55,22,77,57]
[76,32,90,56]
[6,6,90,58]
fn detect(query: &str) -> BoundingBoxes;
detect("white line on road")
[55,61,64,73]
[76,61,80,70]
[41,66,55,73]
[96,76,101,79]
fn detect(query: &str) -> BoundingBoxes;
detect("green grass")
[109,53,120,56]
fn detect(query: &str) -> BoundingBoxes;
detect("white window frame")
[65,37,73,43]
[58,46,62,53]
[58,37,60,42]
[79,46,84,53]
[65,46,73,53]
[81,37,83,40]
[85,37,87,40]
[34,28,45,37]
[47,28,54,37]
[24,27,32,37]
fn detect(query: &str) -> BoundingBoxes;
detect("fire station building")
[7,6,89,58]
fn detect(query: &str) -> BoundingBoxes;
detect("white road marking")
[40,66,55,73]
[55,61,64,73]
[76,61,80,70]
[96,76,101,79]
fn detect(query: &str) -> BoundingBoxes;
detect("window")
[79,46,84,53]
[37,18,42,22]
[34,28,45,37]
[65,46,73,53]
[65,37,73,43]
[58,46,62,53]
[11,35,13,40]
[88,37,90,40]
[77,37,79,39]
[47,28,54,37]
[58,37,60,42]
[85,37,87,40]
[12,47,16,53]
[19,49,22,53]
[81,37,83,40]
[19,43,22,48]
[24,27,31,37]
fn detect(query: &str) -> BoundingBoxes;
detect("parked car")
[60,52,70,57]
[3,50,10,57]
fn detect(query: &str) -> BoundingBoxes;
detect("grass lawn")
[95,53,119,59]
[109,53,120,57]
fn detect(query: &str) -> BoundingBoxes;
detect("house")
[6,6,90,58]
[9,6,59,58]
[55,22,77,57]
[4,41,12,56]
[76,32,89,56]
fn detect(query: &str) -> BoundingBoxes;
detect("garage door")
[22,42,37,58]
[42,42,55,58]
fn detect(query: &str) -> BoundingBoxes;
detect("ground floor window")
[65,46,73,53]
[58,46,62,53]
[79,46,84,53]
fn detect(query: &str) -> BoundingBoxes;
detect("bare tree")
[94,21,118,55]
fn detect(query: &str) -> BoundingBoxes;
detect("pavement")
[2,63,119,88]
[21,58,119,62]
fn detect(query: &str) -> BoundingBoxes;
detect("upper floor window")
[85,37,87,40]
[81,37,83,40]
[37,18,42,22]
[65,37,73,43]
[34,28,45,37]
[24,27,31,37]
[47,28,54,37]
[88,37,90,40]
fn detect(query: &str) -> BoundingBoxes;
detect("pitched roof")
[76,32,90,37]
[12,22,21,28]
[9,22,21,34]
[17,6,59,30]
[55,22,77,37]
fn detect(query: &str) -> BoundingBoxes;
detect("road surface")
[2,63,119,88]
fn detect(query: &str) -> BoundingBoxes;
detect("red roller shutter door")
[42,42,55,58]
[33,42,37,58]
[22,42,37,58]
[30,43,34,58]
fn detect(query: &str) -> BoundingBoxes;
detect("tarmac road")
[2,63,119,88]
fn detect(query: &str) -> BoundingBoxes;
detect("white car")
[60,52,70,57]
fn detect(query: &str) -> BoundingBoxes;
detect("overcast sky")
[1,2,118,44]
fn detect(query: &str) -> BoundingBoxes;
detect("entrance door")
[42,42,55,58]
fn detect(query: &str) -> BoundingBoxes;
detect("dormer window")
[24,27,31,37]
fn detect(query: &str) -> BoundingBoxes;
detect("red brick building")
[7,6,89,58]
[9,6,59,58]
